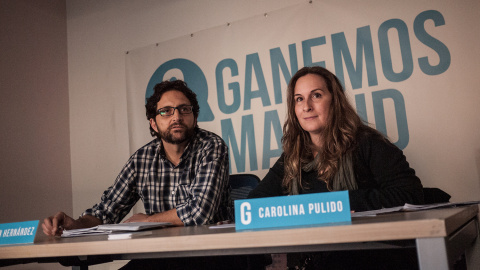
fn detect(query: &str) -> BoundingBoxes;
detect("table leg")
[465,215,479,268]
[416,217,478,270]
[72,266,88,270]
[416,237,449,270]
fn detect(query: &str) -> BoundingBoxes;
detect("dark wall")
[0,0,72,224]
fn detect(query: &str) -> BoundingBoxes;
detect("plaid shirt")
[83,128,232,226]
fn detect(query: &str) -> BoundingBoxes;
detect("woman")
[249,66,423,209]
[249,66,424,269]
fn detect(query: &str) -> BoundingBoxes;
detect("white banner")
[126,0,480,199]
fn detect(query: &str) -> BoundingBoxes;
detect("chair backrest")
[423,187,451,204]
[229,174,260,201]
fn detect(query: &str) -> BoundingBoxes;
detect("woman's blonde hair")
[282,66,367,192]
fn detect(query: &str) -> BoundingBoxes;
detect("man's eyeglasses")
[156,105,194,117]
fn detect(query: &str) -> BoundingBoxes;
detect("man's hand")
[42,212,102,237]
[123,210,184,226]
[123,213,150,223]
[42,211,75,236]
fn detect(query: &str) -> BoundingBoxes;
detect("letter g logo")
[240,202,252,225]
[145,58,214,122]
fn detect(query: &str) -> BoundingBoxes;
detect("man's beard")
[157,123,195,145]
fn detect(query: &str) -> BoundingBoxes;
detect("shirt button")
[171,191,175,195]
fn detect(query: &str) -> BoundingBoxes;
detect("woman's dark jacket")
[249,131,424,211]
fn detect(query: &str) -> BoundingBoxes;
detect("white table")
[0,205,478,270]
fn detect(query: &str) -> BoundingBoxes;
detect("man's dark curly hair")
[145,80,200,137]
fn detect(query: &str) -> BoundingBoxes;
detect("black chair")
[229,174,271,269]
[229,174,260,201]
[423,187,451,204]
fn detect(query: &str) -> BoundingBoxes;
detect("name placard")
[235,191,351,231]
[0,220,39,245]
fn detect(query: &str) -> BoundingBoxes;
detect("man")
[42,79,231,236]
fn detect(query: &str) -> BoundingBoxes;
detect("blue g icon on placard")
[145,58,214,122]
[240,202,252,225]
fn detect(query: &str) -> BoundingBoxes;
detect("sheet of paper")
[97,222,172,231]
[61,229,111,237]
[61,222,172,238]
[351,201,480,217]
[108,230,153,240]
[209,223,236,229]
[351,206,404,217]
